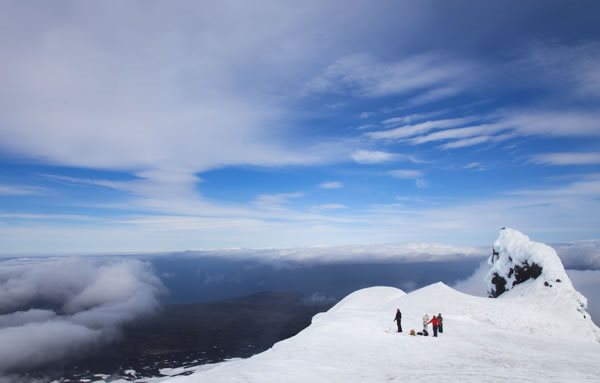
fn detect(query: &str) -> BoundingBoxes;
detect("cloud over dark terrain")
[0,237,598,374]
[0,258,162,372]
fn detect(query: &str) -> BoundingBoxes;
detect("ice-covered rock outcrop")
[486,228,588,317]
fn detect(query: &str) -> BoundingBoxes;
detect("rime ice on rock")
[486,228,588,317]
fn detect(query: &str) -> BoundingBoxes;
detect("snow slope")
[110,230,600,383]
[118,282,600,383]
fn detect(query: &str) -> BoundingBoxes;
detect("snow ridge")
[118,229,600,383]
[148,281,599,383]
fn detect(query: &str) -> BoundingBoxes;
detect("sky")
[1,1,600,254]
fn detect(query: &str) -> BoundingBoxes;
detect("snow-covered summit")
[326,286,406,314]
[114,230,600,383]
[138,281,599,382]
[486,228,588,319]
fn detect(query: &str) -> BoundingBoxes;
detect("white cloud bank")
[554,240,600,270]
[0,258,162,372]
[178,243,487,265]
[565,269,600,324]
[452,261,489,297]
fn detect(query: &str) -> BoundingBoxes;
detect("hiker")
[428,314,440,337]
[393,308,403,333]
[422,314,429,336]
[437,313,443,333]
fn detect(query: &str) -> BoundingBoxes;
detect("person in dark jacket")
[428,315,439,337]
[437,313,443,333]
[394,308,402,333]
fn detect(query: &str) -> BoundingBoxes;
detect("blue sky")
[1,1,600,253]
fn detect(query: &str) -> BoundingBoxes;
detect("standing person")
[422,314,429,336]
[437,313,443,334]
[394,308,402,333]
[428,315,439,337]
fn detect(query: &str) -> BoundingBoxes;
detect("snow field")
[104,230,600,383]
[157,282,600,383]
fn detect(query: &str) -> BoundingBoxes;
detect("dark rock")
[488,245,543,298]
[491,248,500,263]
[513,261,542,285]
[489,273,507,298]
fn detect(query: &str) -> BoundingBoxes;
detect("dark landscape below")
[5,257,483,382]
[23,292,333,382]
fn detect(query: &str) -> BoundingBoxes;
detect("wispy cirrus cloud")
[415,178,430,189]
[0,213,100,222]
[509,177,600,198]
[522,42,600,100]
[1,1,599,255]
[366,117,479,140]
[531,152,600,166]
[355,124,377,131]
[501,110,600,137]
[367,108,600,151]
[252,192,305,210]
[409,124,506,145]
[388,169,423,179]
[350,150,427,165]
[398,86,461,109]
[439,133,514,150]
[310,204,347,213]
[381,110,449,127]
[2,175,600,254]
[305,53,474,99]
[0,1,369,209]
[351,150,397,164]
[464,162,485,171]
[0,185,44,196]
[388,170,428,189]
[318,181,343,189]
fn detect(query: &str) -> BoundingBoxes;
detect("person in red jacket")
[428,315,440,337]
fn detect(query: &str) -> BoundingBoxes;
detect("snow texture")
[114,281,600,383]
[98,229,600,383]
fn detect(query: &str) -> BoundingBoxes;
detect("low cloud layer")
[178,243,487,266]
[565,270,600,325]
[0,258,162,372]
[116,238,600,269]
[554,240,600,270]
[451,261,489,297]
